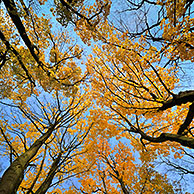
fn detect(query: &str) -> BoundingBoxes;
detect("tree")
[73,0,194,191]
[83,0,194,149]
[0,0,93,193]
[1,0,85,101]
[0,0,194,193]
[67,138,175,194]
[0,90,92,194]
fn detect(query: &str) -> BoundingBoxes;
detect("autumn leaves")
[0,0,194,193]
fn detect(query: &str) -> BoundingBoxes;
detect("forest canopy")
[0,0,194,193]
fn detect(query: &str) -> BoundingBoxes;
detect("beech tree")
[72,0,194,191]
[0,0,194,193]
[0,0,93,193]
[0,87,93,194]
[66,139,175,194]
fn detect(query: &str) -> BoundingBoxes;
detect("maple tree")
[0,0,194,193]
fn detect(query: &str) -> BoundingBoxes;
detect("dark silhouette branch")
[159,90,194,111]
[178,102,194,135]
[0,30,36,87]
[2,0,41,66]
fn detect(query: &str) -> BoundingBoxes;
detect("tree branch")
[159,90,194,111]
[140,132,194,149]
[177,102,194,135]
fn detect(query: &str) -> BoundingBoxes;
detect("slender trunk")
[34,153,62,194]
[0,127,54,194]
[119,180,130,194]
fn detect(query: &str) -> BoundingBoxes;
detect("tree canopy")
[0,0,194,193]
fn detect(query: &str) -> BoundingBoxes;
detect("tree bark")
[140,132,194,149]
[0,127,54,194]
[2,0,41,66]
[34,153,62,194]
[159,90,194,110]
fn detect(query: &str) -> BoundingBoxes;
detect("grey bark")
[0,127,54,194]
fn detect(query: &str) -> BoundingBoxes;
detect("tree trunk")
[0,127,54,194]
[34,153,62,194]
